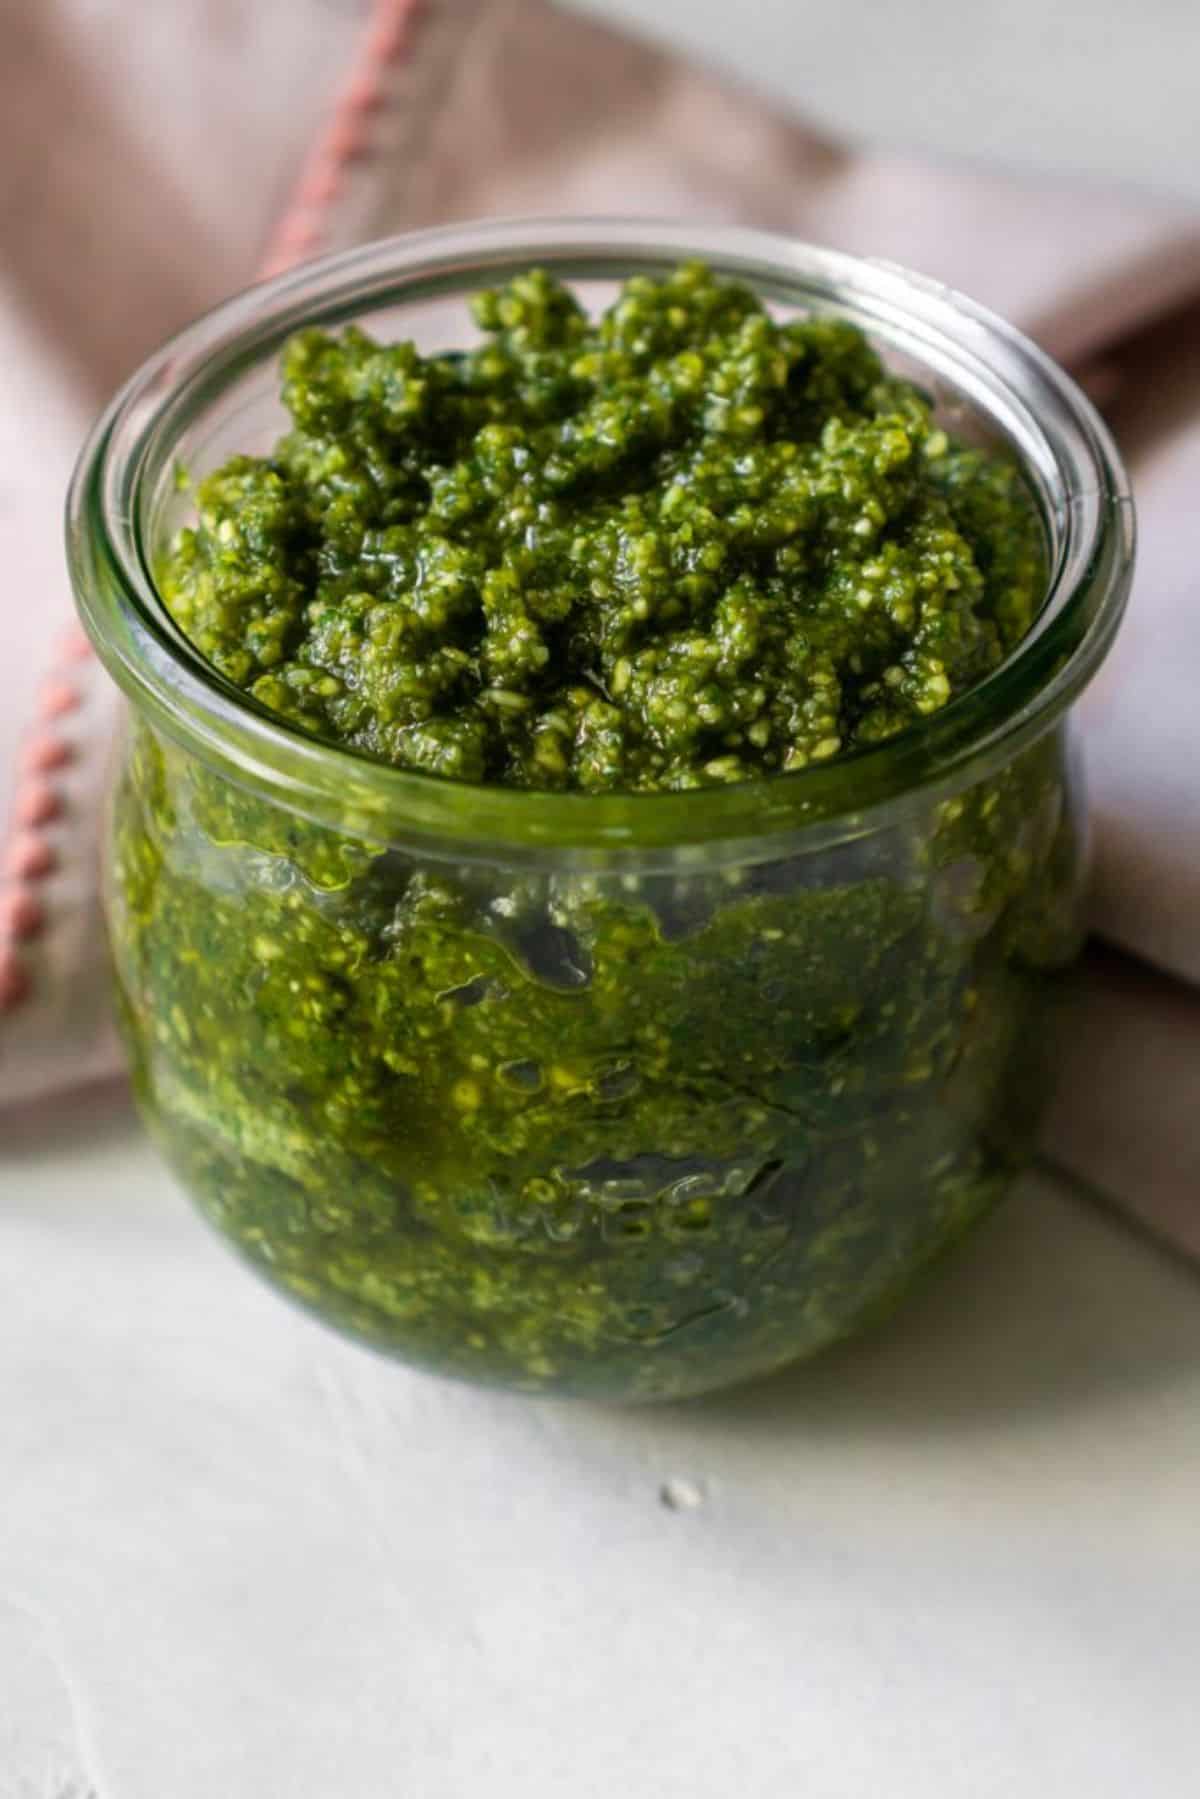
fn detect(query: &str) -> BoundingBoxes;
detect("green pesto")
[158,263,1043,791]
[107,264,1079,1401]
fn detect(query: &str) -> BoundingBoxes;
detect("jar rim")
[67,216,1134,857]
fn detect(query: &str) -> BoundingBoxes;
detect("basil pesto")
[160,262,1042,791]
[107,264,1080,1400]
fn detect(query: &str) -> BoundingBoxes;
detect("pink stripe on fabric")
[259,0,423,280]
[15,784,62,829]
[368,0,423,64]
[21,735,75,775]
[0,953,30,1009]
[0,889,45,939]
[0,628,87,1002]
[57,624,93,662]
[299,163,343,210]
[6,835,56,880]
[38,679,82,719]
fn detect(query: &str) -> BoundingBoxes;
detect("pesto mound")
[161,262,1042,790]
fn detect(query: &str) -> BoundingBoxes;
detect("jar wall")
[70,224,1131,1401]
[104,710,1085,1399]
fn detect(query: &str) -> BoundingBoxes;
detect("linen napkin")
[2,0,1198,1255]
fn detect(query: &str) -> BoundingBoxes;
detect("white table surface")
[7,4,1200,1793]
[4,1089,1200,1796]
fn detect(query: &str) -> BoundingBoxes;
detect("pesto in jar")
[108,263,1078,1400]
[160,262,1042,791]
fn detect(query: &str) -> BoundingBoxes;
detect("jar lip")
[68,216,1134,856]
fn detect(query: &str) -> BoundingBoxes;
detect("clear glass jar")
[68,221,1133,1401]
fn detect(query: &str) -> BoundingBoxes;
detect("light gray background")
[571,0,1200,202]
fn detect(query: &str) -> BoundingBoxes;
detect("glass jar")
[68,221,1133,1401]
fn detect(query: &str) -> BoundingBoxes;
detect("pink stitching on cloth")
[276,217,321,256]
[346,72,387,115]
[38,679,81,719]
[324,114,369,165]
[21,735,75,775]
[6,835,56,881]
[0,637,82,1005]
[368,2,422,64]
[58,624,93,662]
[0,0,423,1016]
[0,889,45,940]
[299,164,343,210]
[0,953,30,1009]
[259,0,422,279]
[15,785,62,829]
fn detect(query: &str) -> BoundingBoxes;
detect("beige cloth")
[2,0,1198,1254]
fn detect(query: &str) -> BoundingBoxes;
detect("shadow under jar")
[68,221,1133,1401]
